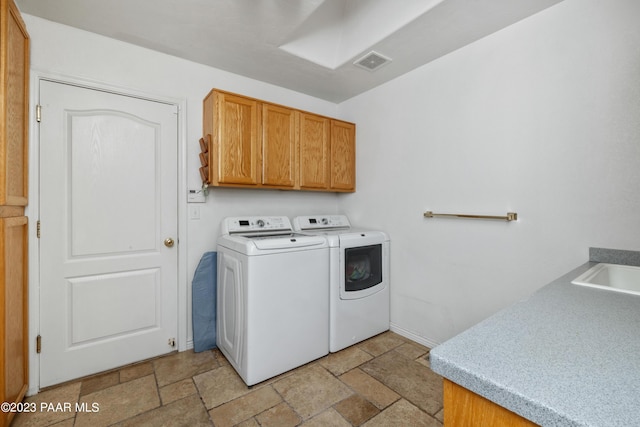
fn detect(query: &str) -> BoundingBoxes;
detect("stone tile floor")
[13,331,443,426]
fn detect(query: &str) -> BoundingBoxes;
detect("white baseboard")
[390,323,441,349]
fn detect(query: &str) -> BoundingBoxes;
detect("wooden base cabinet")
[443,379,538,427]
[202,89,355,192]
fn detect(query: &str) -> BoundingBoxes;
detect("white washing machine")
[216,216,329,386]
[293,215,390,352]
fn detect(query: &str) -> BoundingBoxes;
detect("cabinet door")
[212,91,260,185]
[444,379,538,427]
[262,103,296,188]
[0,216,28,427]
[0,0,29,206]
[299,112,330,190]
[330,120,356,191]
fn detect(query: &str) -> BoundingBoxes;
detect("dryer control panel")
[222,216,293,235]
[293,215,351,231]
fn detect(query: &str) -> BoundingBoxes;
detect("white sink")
[572,263,640,296]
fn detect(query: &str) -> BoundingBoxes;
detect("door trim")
[26,71,188,395]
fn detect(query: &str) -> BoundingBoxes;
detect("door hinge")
[168,338,176,348]
[37,335,42,353]
[37,220,41,238]
[36,104,42,123]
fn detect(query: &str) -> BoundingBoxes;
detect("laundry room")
[3,0,640,425]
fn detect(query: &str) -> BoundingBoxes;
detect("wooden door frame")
[26,72,188,395]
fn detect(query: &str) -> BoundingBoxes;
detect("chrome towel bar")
[423,211,518,222]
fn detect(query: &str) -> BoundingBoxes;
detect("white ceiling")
[16,0,564,103]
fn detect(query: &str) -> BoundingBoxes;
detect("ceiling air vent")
[353,51,392,72]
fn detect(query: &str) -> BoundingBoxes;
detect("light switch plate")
[189,205,200,220]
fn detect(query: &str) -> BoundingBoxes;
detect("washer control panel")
[292,215,351,231]
[222,216,292,235]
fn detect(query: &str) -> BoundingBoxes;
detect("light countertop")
[430,249,640,427]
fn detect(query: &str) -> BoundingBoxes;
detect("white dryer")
[216,216,329,385]
[293,215,390,352]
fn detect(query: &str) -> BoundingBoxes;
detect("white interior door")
[38,80,178,387]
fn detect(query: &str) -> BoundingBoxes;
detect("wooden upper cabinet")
[204,90,260,186]
[202,89,355,192]
[330,120,356,191]
[262,103,297,188]
[299,112,330,190]
[0,0,29,207]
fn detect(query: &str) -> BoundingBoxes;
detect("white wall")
[338,0,640,346]
[23,14,343,361]
[24,0,640,365]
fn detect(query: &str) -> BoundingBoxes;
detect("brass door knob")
[164,238,175,248]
